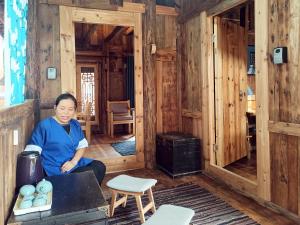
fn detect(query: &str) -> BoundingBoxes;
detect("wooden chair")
[107,100,135,137]
[76,102,92,143]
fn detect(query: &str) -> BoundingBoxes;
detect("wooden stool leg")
[147,188,156,213]
[122,194,128,207]
[135,195,145,223]
[110,191,117,217]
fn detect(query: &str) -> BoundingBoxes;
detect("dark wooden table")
[7,171,109,225]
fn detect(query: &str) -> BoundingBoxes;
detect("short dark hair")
[55,93,77,109]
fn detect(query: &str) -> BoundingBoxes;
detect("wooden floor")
[225,151,257,182]
[102,168,298,225]
[85,133,134,159]
[87,133,258,180]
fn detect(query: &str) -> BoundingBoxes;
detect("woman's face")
[54,99,76,124]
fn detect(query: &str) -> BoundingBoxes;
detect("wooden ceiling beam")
[178,0,220,23]
[39,0,120,10]
[104,26,125,43]
[124,26,134,35]
[178,0,248,23]
[207,0,248,16]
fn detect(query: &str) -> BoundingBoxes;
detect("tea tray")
[13,191,52,216]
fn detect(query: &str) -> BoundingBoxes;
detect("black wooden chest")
[156,132,201,177]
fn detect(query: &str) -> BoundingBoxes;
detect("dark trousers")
[72,160,106,185]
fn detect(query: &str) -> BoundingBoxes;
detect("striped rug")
[108,184,259,225]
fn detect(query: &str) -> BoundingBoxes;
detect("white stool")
[142,204,195,225]
[106,175,157,223]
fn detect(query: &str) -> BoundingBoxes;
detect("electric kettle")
[16,151,44,192]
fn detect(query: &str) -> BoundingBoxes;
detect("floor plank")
[85,133,134,159]
[101,168,297,225]
[225,151,257,182]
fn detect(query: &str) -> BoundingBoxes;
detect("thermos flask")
[16,151,44,191]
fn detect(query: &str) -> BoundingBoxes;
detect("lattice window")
[80,67,96,115]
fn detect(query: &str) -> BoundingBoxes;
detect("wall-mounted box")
[47,67,57,80]
[273,47,288,64]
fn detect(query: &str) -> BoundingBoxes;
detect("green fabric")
[143,205,195,225]
[107,175,157,193]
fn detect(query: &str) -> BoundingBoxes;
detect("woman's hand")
[61,160,77,173]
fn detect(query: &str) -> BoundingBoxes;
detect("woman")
[24,93,106,185]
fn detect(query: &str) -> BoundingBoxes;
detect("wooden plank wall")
[155,14,178,134]
[108,55,125,101]
[156,50,178,133]
[38,3,61,119]
[179,15,203,139]
[0,101,35,224]
[156,14,176,49]
[268,0,300,215]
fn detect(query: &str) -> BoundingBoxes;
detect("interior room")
[74,22,137,161]
[1,0,300,225]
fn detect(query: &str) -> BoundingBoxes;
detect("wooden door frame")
[204,0,270,200]
[59,6,145,172]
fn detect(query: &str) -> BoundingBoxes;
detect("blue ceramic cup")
[23,195,35,201]
[19,199,33,209]
[33,195,47,207]
[20,185,35,197]
[36,179,53,194]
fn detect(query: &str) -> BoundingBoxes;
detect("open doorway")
[74,23,136,160]
[59,6,144,172]
[213,0,256,181]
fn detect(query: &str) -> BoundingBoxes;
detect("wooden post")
[26,0,39,100]
[26,0,40,123]
[143,0,156,168]
[255,0,270,201]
